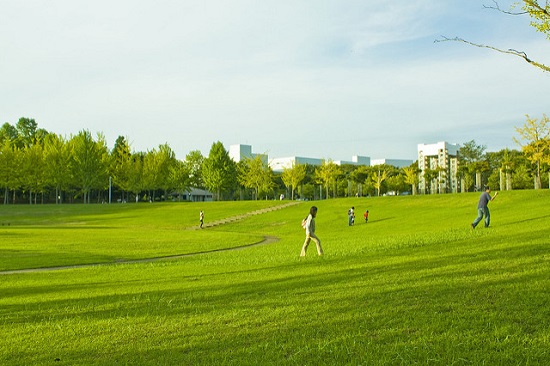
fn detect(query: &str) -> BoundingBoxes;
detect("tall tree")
[281,162,306,200]
[371,168,388,197]
[127,152,145,201]
[315,160,342,199]
[20,143,46,204]
[69,130,110,203]
[459,140,487,190]
[169,159,191,201]
[0,141,19,204]
[238,155,275,200]
[111,136,133,200]
[0,123,18,145]
[350,166,370,197]
[202,142,237,200]
[43,134,71,203]
[514,114,550,189]
[184,150,205,188]
[15,117,38,147]
[140,145,176,201]
[402,164,420,195]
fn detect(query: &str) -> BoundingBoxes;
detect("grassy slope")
[0,191,549,365]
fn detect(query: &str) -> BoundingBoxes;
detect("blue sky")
[1,1,548,161]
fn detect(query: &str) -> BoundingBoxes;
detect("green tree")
[156,144,177,198]
[402,164,420,195]
[514,114,550,189]
[512,164,533,189]
[203,142,237,200]
[141,144,176,201]
[69,130,110,203]
[111,136,133,201]
[0,141,19,204]
[43,134,72,203]
[15,117,38,147]
[169,159,191,201]
[20,143,46,204]
[371,168,388,196]
[127,153,145,201]
[315,159,342,199]
[0,123,18,145]
[238,155,275,200]
[184,150,205,189]
[422,167,438,194]
[459,140,487,190]
[350,166,370,197]
[281,162,306,200]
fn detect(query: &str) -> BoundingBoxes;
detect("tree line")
[1,115,549,204]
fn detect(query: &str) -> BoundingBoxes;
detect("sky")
[1,1,549,162]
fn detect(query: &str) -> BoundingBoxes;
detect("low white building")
[370,158,413,168]
[269,156,324,172]
[334,155,371,166]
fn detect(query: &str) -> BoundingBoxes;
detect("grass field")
[1,190,549,365]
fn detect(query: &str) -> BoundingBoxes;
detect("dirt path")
[0,236,280,275]
[1,202,302,275]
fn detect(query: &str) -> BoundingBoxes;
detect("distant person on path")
[364,210,369,223]
[300,206,323,257]
[471,186,498,229]
[348,206,355,226]
[199,210,204,229]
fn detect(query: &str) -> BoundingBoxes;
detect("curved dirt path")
[0,235,280,275]
[1,202,302,275]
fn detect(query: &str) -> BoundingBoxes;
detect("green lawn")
[1,191,549,365]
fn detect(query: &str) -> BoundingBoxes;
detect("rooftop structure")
[229,144,267,164]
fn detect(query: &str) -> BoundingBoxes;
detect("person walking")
[348,206,355,226]
[300,206,323,257]
[471,186,498,229]
[199,210,204,229]
[364,210,369,223]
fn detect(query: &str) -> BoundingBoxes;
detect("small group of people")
[300,185,499,257]
[199,185,499,257]
[348,207,369,226]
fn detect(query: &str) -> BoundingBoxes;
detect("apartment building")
[417,141,460,194]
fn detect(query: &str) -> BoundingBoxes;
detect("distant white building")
[269,156,324,172]
[334,155,371,166]
[370,158,413,168]
[270,155,372,172]
[230,143,412,172]
[229,144,267,164]
[417,141,460,194]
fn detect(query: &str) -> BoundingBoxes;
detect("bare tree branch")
[435,36,550,72]
[483,0,527,15]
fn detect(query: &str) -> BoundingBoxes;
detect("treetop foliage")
[0,115,548,204]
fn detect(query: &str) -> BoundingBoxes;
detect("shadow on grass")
[3,240,550,364]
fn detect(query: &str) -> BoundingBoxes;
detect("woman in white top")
[300,206,323,256]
